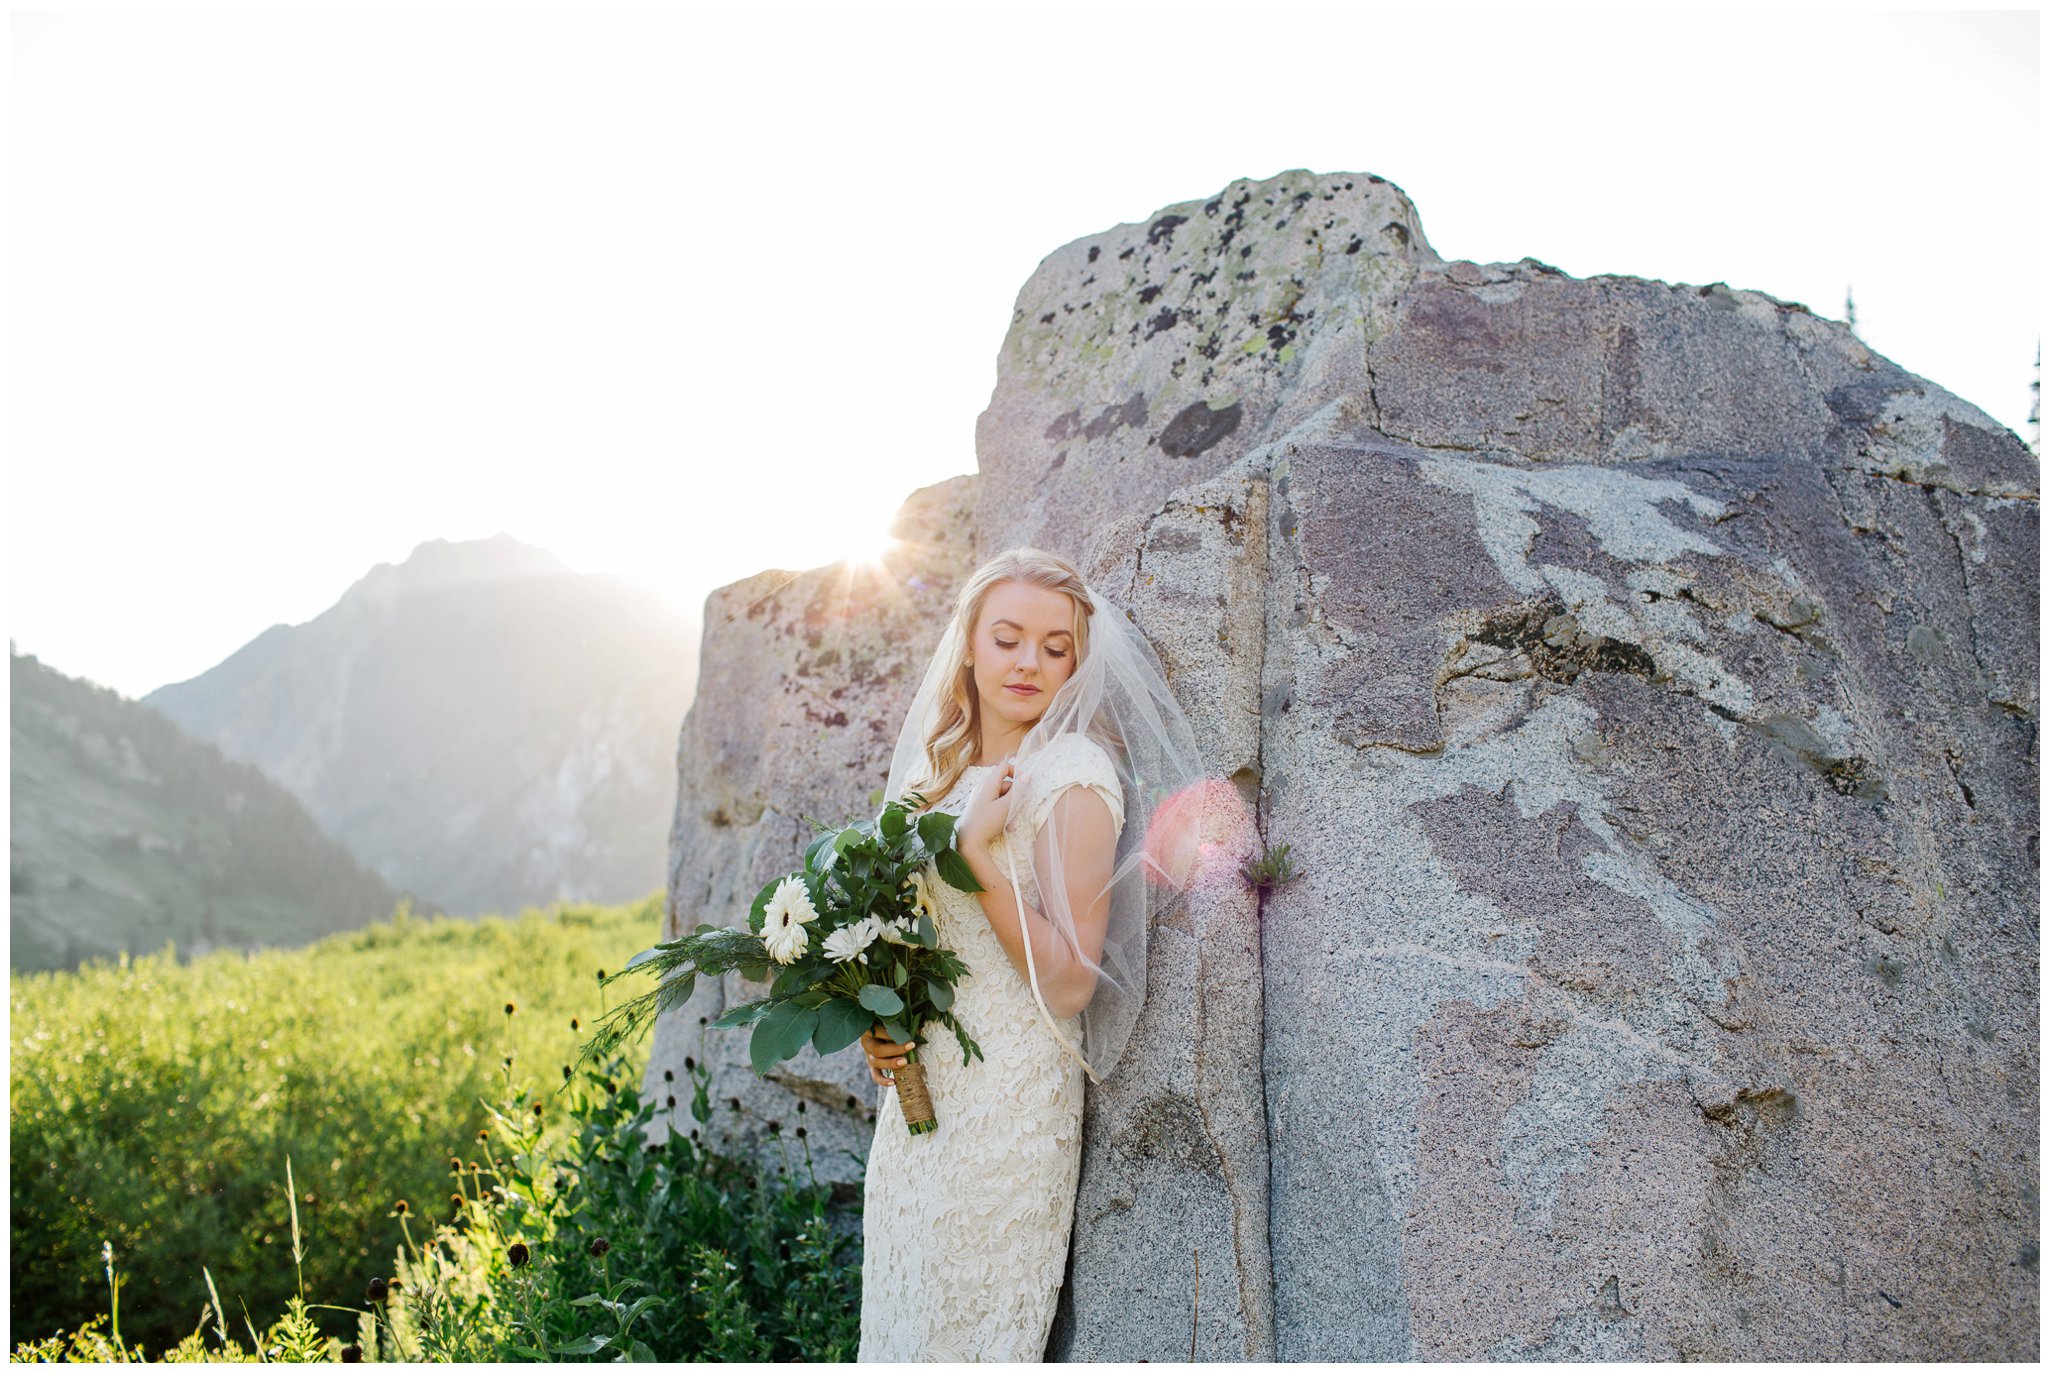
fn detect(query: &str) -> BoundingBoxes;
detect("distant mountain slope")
[143,534,701,916]
[10,651,403,970]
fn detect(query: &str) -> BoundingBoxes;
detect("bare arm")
[962,784,1117,1019]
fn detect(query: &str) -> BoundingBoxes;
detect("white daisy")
[824,915,884,964]
[760,877,819,964]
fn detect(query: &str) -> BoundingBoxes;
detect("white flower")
[760,877,819,964]
[879,916,918,946]
[824,915,884,965]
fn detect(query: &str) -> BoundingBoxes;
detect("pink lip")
[1005,684,1040,696]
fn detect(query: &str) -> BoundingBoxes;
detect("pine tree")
[1844,286,1859,338]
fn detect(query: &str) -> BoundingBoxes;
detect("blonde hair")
[909,547,1094,810]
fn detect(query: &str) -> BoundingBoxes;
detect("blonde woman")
[855,547,1214,1361]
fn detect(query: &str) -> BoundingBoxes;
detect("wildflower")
[341,1344,363,1363]
[589,1237,611,1258]
[879,915,919,946]
[796,1126,808,1140]
[387,1277,404,1292]
[393,1199,409,1215]
[596,969,606,982]
[476,1130,488,1143]
[667,1096,677,1109]
[451,1193,465,1210]
[570,1017,580,1031]
[767,1120,783,1135]
[507,1241,530,1268]
[366,1278,389,1304]
[562,1065,572,1081]
[761,878,819,963]
[698,1015,709,1026]
[684,1056,696,1072]
[532,1102,544,1116]
[909,866,942,921]
[503,1056,513,1068]
[795,1100,806,1114]
[504,1002,516,1017]
[664,1069,674,1082]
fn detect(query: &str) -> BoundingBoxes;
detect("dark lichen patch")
[1083,392,1148,441]
[1143,308,1179,339]
[1044,408,1083,442]
[1157,399,1243,458]
[1086,244,1100,263]
[1470,599,1658,684]
[1147,213,1188,246]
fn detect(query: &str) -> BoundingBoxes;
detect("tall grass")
[9,896,660,1352]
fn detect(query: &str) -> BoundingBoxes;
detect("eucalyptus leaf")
[747,877,783,934]
[750,1001,820,1075]
[857,983,904,1017]
[917,914,938,947]
[917,811,956,853]
[623,945,661,971]
[705,1000,770,1032]
[812,997,873,1055]
[891,961,909,988]
[924,977,954,1012]
[934,846,984,894]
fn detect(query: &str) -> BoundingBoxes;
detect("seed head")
[504,1002,516,1017]
[365,1277,389,1304]
[393,1199,409,1215]
[476,1129,488,1143]
[387,1276,404,1292]
[532,1102,544,1117]
[450,1193,465,1209]
[503,1056,513,1068]
[684,1056,696,1072]
[663,1069,674,1083]
[588,1237,611,1258]
[448,1157,462,1173]
[667,1095,677,1109]
[562,1064,572,1081]
[603,1080,617,1095]
[570,1017,580,1031]
[795,1100,806,1114]
[796,1126,808,1140]
[768,1120,783,1135]
[698,1015,709,1026]
[596,969,606,982]
[341,1344,363,1363]
[507,1241,530,1268]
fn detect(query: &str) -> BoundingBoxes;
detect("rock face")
[647,171,2038,1360]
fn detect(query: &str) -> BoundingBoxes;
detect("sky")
[9,3,2042,701]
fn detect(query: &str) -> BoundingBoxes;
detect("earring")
[966,656,974,666]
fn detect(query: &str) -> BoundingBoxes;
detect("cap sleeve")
[1021,734,1125,841]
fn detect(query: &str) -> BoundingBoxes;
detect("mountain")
[143,534,700,916]
[10,651,404,970]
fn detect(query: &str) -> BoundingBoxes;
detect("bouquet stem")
[894,1047,937,1135]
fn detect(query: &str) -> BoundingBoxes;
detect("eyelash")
[992,639,1067,658]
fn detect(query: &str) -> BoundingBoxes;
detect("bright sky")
[9,3,2041,701]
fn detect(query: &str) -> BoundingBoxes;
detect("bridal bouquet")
[583,793,985,1135]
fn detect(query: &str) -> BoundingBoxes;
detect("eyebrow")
[991,619,1073,638]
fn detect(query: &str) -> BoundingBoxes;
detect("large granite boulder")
[647,170,2037,1360]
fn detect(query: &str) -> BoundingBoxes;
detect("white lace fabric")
[858,742,1123,1362]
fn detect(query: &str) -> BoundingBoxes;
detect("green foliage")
[1240,842,1302,892]
[9,895,662,1355]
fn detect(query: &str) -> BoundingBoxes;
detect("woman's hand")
[956,757,1016,853]
[860,1025,914,1086]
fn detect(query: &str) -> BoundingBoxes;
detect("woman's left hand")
[958,757,1016,853]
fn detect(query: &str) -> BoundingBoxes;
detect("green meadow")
[10,895,861,1361]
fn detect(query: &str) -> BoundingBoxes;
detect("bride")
[854,546,1211,1362]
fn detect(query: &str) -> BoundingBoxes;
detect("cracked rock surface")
[647,170,2038,1360]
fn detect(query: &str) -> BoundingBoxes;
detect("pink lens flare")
[1141,779,1257,890]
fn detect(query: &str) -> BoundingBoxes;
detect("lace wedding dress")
[858,735,1125,1362]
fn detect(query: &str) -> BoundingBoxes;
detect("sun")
[840,530,900,570]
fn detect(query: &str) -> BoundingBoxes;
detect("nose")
[1016,641,1039,675]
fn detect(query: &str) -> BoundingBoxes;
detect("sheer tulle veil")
[883,548,1238,1082]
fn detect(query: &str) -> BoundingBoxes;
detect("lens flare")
[1141,779,1257,889]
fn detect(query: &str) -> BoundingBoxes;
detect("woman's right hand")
[860,1025,914,1085]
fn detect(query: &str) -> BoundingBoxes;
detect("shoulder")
[1021,734,1125,836]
